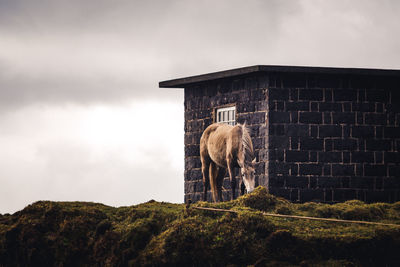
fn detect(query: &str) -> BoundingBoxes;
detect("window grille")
[216,106,236,126]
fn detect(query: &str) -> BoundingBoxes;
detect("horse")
[200,122,256,202]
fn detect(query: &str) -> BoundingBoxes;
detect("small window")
[216,106,236,126]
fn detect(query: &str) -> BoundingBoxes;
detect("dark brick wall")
[183,72,400,203]
[267,73,400,203]
[184,75,268,203]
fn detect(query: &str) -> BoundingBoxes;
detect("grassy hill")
[1,187,400,266]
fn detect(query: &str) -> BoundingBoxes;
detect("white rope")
[193,206,400,227]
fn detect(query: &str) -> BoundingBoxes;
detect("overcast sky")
[1,0,399,214]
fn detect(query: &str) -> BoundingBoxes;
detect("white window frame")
[216,106,236,126]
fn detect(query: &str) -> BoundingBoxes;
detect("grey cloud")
[0,0,297,110]
[0,140,183,214]
[0,67,181,111]
[1,0,400,111]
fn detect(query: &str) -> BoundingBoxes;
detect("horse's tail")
[209,162,219,202]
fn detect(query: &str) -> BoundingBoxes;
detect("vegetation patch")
[1,187,400,266]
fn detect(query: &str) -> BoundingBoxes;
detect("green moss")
[235,186,278,211]
[1,189,400,266]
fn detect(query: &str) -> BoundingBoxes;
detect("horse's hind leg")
[209,162,220,202]
[216,167,225,202]
[201,160,210,202]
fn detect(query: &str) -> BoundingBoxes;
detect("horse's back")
[200,123,242,167]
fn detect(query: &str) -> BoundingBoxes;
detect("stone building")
[159,65,400,203]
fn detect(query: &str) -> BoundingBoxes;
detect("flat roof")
[159,65,400,88]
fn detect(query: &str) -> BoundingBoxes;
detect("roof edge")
[159,65,400,88]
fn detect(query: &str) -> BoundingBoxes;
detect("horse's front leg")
[240,179,245,196]
[226,159,236,200]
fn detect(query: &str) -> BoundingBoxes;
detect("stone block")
[323,112,332,124]
[269,136,290,149]
[317,176,341,188]
[352,126,375,138]
[269,175,284,187]
[319,125,342,137]
[343,152,350,163]
[384,127,400,138]
[276,101,285,111]
[366,90,390,103]
[286,101,310,111]
[356,113,364,124]
[323,164,331,176]
[299,89,323,101]
[252,137,264,150]
[364,164,386,177]
[332,112,355,124]
[325,139,333,151]
[352,102,376,112]
[270,149,284,161]
[270,124,285,136]
[185,158,202,169]
[343,103,351,112]
[269,188,291,200]
[255,162,265,174]
[365,113,387,125]
[350,177,375,189]
[186,169,202,181]
[310,151,317,162]
[269,162,290,175]
[383,177,400,190]
[319,102,342,112]
[375,152,383,164]
[289,89,298,101]
[384,152,400,163]
[351,152,375,163]
[324,89,333,102]
[319,152,342,163]
[286,150,309,162]
[290,111,299,123]
[376,126,383,138]
[269,88,289,101]
[185,145,200,157]
[286,124,309,137]
[250,87,265,100]
[290,137,299,150]
[250,112,266,124]
[311,102,318,112]
[310,125,318,137]
[366,139,392,151]
[299,112,322,124]
[299,189,325,202]
[285,176,309,188]
[299,163,322,175]
[333,89,357,101]
[365,190,389,202]
[332,164,354,176]
[269,111,290,123]
[289,163,299,176]
[300,138,324,151]
[389,165,400,177]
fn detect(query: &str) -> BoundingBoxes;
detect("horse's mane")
[240,124,254,163]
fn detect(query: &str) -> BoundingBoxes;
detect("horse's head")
[240,158,256,193]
